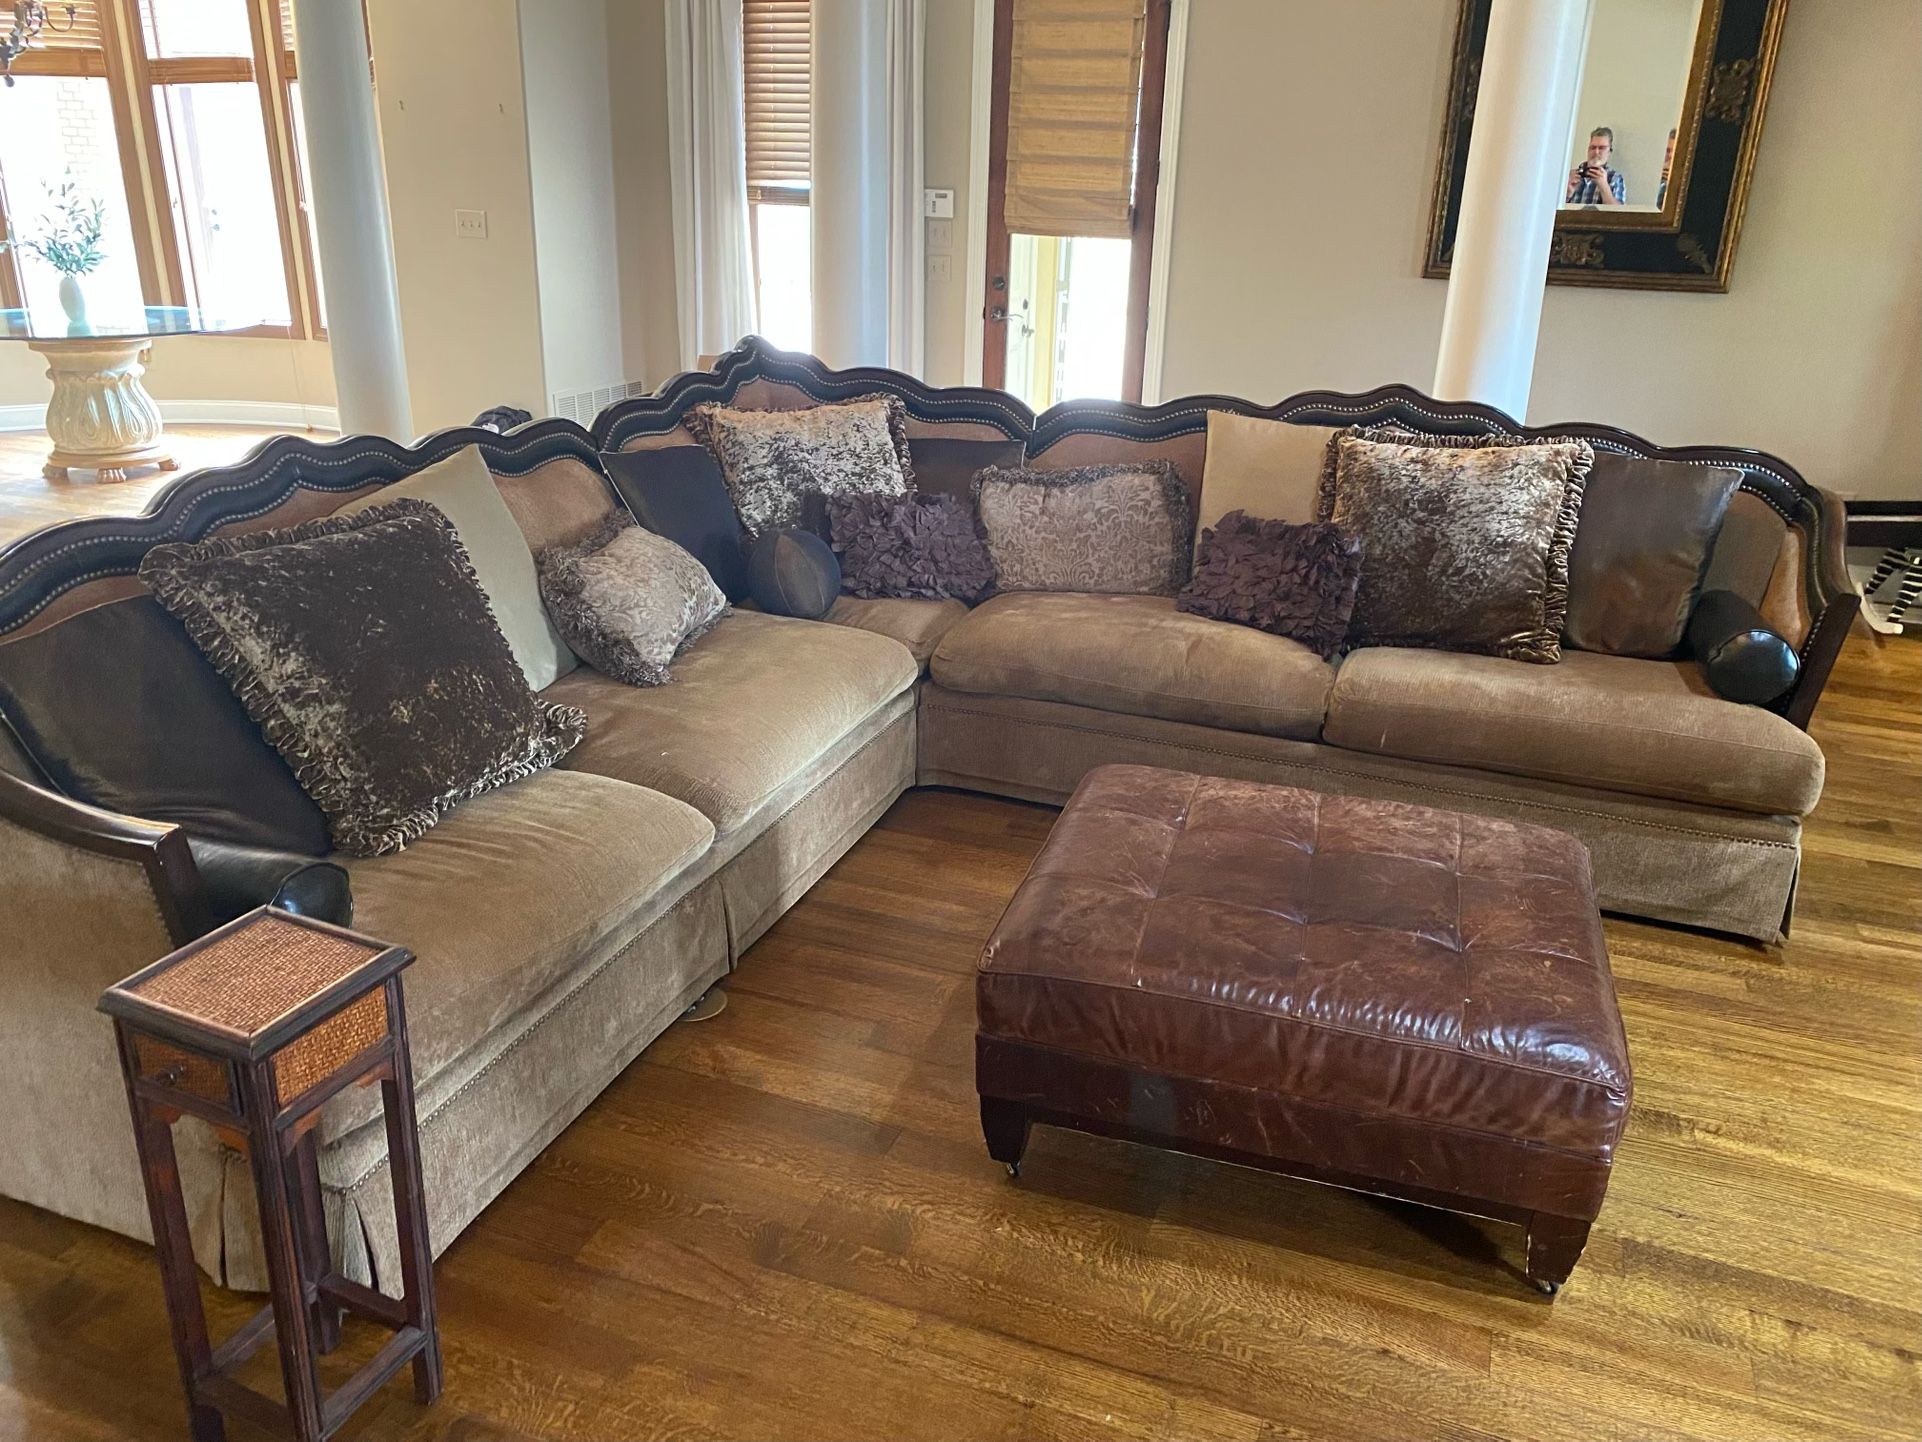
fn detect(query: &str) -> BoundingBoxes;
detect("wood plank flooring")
[0,426,330,547]
[0,444,1916,1438]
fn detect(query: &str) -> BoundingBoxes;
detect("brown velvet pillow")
[828,492,995,602]
[1318,427,1591,664]
[684,393,915,540]
[1176,511,1363,660]
[1564,452,1741,658]
[974,462,1193,596]
[538,513,729,686]
[140,499,586,857]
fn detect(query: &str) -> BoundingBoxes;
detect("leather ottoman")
[975,764,1632,1295]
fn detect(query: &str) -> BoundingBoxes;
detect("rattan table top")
[126,913,384,1040]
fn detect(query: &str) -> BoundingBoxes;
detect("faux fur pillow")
[1318,427,1591,663]
[684,393,915,540]
[538,514,728,686]
[973,463,1193,596]
[139,498,586,857]
[1177,511,1363,660]
[828,492,995,602]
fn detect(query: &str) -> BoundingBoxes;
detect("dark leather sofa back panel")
[591,338,1853,730]
[0,420,614,642]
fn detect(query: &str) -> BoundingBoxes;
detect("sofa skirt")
[917,684,1801,943]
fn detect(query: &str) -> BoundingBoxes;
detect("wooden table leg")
[240,1063,326,1441]
[382,982,443,1403]
[291,1129,343,1352]
[115,1028,226,1442]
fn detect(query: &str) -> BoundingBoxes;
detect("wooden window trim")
[0,174,23,309]
[121,0,309,338]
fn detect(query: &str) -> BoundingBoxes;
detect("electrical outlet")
[927,218,954,253]
[927,254,953,285]
[455,208,488,239]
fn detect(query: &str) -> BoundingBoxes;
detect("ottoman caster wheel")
[1532,1278,1560,1297]
[1005,1162,1021,1180]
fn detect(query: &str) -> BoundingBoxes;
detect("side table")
[99,907,442,1442]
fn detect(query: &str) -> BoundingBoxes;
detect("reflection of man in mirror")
[1565,127,1627,207]
[1657,128,1677,208]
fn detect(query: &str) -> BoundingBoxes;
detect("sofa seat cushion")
[931,592,1332,740]
[1324,647,1825,817]
[325,768,714,1143]
[825,594,970,668]
[542,609,919,835]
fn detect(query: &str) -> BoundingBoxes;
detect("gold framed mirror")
[1424,0,1788,292]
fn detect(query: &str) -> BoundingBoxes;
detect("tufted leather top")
[979,765,1631,1159]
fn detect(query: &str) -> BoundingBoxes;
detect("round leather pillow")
[747,527,840,620]
[1688,589,1800,705]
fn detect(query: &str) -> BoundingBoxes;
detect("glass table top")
[0,302,266,342]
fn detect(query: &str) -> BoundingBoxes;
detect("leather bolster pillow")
[1687,589,1799,706]
[185,837,354,930]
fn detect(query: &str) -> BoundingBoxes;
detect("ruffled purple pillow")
[827,493,995,602]
[1176,510,1363,660]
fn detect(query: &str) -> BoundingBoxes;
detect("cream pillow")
[341,445,578,690]
[1196,412,1338,549]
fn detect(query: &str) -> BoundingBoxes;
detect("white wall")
[605,0,682,388]
[520,0,628,406]
[365,0,547,433]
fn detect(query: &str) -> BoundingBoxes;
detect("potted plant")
[0,175,106,326]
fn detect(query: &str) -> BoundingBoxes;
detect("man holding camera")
[1565,126,1627,207]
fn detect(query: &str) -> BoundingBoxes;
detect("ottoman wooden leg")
[979,1096,1031,1178]
[1525,1212,1591,1296]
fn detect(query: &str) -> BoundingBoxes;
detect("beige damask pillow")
[973,463,1193,596]
[1317,426,1591,664]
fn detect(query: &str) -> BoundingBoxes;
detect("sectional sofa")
[0,338,1854,1296]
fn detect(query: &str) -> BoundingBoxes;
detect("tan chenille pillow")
[1196,411,1338,549]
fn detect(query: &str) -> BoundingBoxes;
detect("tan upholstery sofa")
[0,339,1853,1298]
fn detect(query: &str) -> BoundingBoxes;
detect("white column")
[1433,0,1590,420]
[811,0,889,368]
[292,0,413,439]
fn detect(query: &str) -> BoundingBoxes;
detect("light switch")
[927,218,954,253]
[923,188,954,219]
[927,254,953,284]
[455,209,488,239]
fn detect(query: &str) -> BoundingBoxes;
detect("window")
[984,0,1171,406]
[0,1,147,315]
[0,0,332,339]
[742,0,810,353]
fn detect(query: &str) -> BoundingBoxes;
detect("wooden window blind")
[5,0,109,76]
[743,0,809,198]
[1003,0,1147,241]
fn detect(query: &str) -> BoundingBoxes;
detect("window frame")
[0,0,333,340]
[741,0,810,331]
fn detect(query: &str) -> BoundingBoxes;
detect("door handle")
[988,305,1007,322]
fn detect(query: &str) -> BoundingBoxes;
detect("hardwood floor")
[0,426,333,548]
[0,444,1915,1436]
[0,628,1915,1441]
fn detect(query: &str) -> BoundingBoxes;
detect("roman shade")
[1003,0,1148,241]
[743,0,810,194]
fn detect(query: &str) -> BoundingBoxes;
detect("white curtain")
[885,0,926,376]
[664,0,759,371]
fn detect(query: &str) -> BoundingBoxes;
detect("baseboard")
[0,399,339,433]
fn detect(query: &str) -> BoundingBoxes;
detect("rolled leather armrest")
[1687,589,1800,706]
[184,836,354,929]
